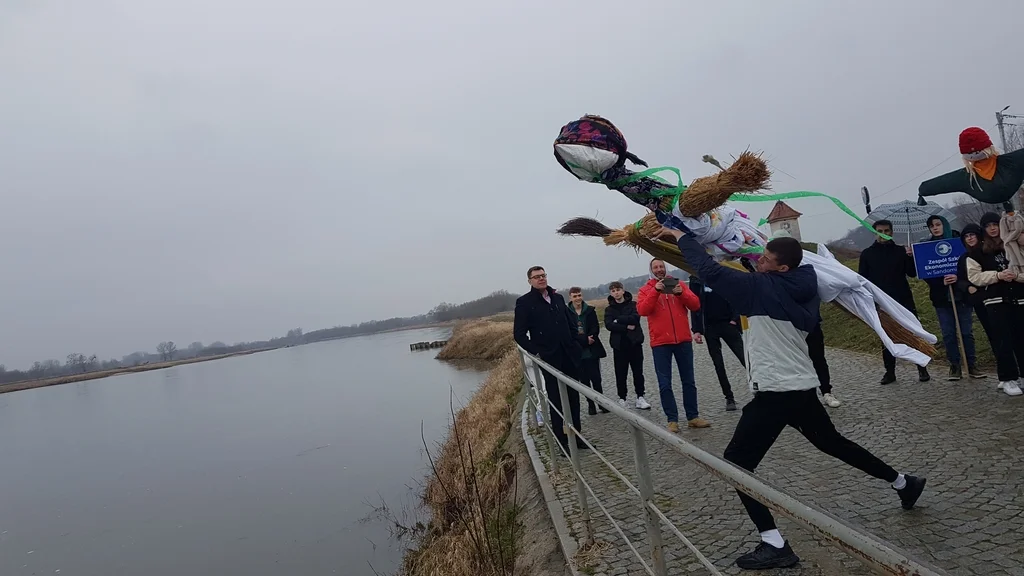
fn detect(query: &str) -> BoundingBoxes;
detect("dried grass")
[402,322,525,576]
[664,151,771,217]
[436,320,516,361]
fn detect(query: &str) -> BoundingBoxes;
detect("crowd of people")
[859,213,1024,395]
[512,233,933,569]
[511,209,1023,569]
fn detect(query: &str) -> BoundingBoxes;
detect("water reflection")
[0,327,485,576]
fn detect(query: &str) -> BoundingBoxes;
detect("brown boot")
[687,417,711,429]
[667,421,680,433]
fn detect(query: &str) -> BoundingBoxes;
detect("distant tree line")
[0,291,521,386]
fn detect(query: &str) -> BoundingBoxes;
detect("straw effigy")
[670,151,772,217]
[557,216,936,358]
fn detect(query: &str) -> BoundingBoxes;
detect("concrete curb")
[520,398,581,576]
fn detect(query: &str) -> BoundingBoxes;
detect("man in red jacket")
[638,258,711,432]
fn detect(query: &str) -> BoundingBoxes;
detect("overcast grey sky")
[2,0,1022,368]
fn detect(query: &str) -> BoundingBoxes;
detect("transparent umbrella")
[867,199,958,245]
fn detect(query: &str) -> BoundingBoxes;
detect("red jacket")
[636,277,701,347]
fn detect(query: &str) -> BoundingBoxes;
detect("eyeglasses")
[530,274,547,280]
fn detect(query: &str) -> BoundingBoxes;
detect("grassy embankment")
[401,316,526,576]
[0,348,272,395]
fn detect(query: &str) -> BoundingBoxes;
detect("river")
[0,327,488,576]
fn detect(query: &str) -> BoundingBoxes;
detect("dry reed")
[402,321,524,576]
[436,320,516,362]
[660,151,771,217]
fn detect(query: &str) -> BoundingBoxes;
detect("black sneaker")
[896,475,926,510]
[948,365,962,381]
[575,438,590,450]
[598,405,610,414]
[968,366,987,379]
[726,399,737,411]
[880,372,896,385]
[587,402,597,416]
[735,541,800,570]
[918,367,931,382]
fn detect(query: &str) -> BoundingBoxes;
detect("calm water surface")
[0,327,487,576]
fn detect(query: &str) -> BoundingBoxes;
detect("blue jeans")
[935,304,975,367]
[652,342,699,422]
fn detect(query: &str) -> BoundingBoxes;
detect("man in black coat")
[514,266,585,452]
[689,276,744,411]
[858,219,931,384]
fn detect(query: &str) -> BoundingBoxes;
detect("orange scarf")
[971,156,998,180]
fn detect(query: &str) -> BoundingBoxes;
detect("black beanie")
[980,212,1000,229]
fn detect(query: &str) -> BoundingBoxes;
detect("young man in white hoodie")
[667,228,926,571]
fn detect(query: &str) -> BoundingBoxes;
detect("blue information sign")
[911,239,965,280]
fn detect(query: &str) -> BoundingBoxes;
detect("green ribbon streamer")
[730,191,891,241]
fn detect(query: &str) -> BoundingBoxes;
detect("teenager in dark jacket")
[965,212,1024,396]
[919,215,984,380]
[666,228,926,571]
[603,282,651,410]
[858,219,931,384]
[513,266,585,452]
[956,223,997,352]
[568,287,609,414]
[689,275,743,411]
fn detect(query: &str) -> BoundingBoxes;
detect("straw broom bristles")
[658,151,772,217]
[557,217,937,357]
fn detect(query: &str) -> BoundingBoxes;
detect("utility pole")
[996,106,1010,152]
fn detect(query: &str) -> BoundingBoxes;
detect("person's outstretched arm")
[672,233,757,316]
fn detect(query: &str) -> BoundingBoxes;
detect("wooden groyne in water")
[409,340,448,351]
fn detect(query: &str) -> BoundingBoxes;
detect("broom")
[557,216,936,357]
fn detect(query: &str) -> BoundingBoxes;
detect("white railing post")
[631,424,668,576]
[532,362,559,475]
[557,377,593,546]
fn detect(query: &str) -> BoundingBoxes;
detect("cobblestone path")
[529,329,1024,575]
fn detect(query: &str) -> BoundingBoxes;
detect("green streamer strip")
[730,191,891,241]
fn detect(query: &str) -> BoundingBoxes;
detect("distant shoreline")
[0,321,457,396]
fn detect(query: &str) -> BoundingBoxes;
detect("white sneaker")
[822,393,841,407]
[618,398,628,409]
[535,410,544,425]
[1003,381,1023,396]
[636,396,652,410]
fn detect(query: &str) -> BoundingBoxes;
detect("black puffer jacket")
[956,223,987,306]
[604,292,645,350]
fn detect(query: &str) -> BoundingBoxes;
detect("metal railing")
[517,345,948,576]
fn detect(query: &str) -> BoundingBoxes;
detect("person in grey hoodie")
[665,227,926,571]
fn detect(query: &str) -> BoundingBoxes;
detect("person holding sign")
[916,215,985,381]
[965,212,1024,396]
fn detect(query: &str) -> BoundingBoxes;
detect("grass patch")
[400,320,525,576]
[436,319,516,362]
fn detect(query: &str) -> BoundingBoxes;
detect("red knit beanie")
[959,127,993,155]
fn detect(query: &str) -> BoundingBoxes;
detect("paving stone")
[533,326,1024,575]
